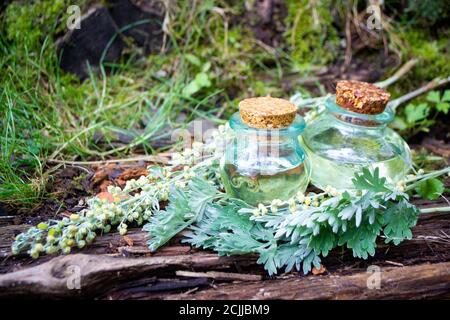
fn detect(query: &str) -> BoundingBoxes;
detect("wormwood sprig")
[147,166,449,275]
[143,176,225,251]
[11,126,228,259]
[12,168,169,258]
[250,168,420,256]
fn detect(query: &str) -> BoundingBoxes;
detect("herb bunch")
[147,166,449,275]
[11,119,450,276]
[12,167,167,258]
[11,126,227,259]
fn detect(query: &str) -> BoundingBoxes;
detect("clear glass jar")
[220,112,310,205]
[301,96,411,191]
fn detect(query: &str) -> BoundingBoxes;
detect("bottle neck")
[332,112,388,129]
[229,112,305,140]
[325,96,393,129]
[234,130,294,145]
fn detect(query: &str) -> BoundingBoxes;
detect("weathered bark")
[0,225,30,258]
[1,203,449,299]
[154,261,450,300]
[0,253,257,299]
[175,271,263,282]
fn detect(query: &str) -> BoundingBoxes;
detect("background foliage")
[0,0,449,208]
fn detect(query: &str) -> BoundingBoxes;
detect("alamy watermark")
[66,265,81,290]
[366,0,384,30]
[366,265,381,289]
[67,5,81,30]
[170,120,281,174]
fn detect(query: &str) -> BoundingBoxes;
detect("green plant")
[284,0,339,71]
[11,130,225,258]
[415,178,445,201]
[386,0,450,27]
[392,90,450,134]
[11,168,164,258]
[151,166,448,275]
[426,90,450,114]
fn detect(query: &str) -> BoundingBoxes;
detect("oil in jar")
[220,158,309,206]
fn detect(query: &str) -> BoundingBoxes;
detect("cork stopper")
[239,97,297,129]
[335,80,390,115]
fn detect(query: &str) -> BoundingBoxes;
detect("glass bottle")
[220,98,310,206]
[301,95,412,191]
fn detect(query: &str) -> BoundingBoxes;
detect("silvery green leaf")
[369,211,375,225]
[339,204,357,220]
[355,206,362,227]
[328,215,336,226]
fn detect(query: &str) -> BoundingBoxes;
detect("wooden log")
[419,138,450,159]
[0,207,449,298]
[176,271,263,282]
[2,209,449,271]
[103,277,211,299]
[0,225,30,258]
[156,261,450,300]
[70,209,450,261]
[0,253,256,298]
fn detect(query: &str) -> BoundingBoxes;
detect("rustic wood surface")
[0,202,449,299]
[157,262,450,300]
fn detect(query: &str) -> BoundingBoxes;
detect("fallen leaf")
[98,180,113,193]
[123,235,134,247]
[92,164,123,186]
[117,167,149,186]
[92,169,110,186]
[312,264,327,275]
[96,191,115,203]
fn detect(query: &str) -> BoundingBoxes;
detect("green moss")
[284,0,339,71]
[403,30,450,81]
[162,1,287,114]
[385,0,450,27]
[4,0,87,49]
[388,27,449,136]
